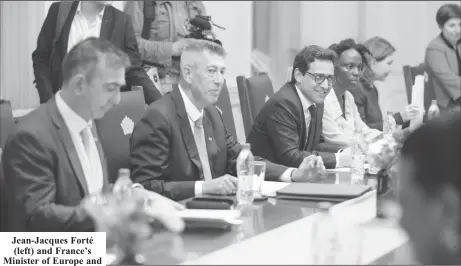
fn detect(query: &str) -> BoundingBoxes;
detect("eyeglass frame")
[304,71,337,86]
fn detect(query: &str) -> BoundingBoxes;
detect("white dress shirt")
[55,92,104,195]
[322,88,382,147]
[295,86,342,168]
[67,2,105,53]
[178,86,294,196]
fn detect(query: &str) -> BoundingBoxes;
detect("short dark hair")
[61,37,131,86]
[328,38,369,66]
[290,45,338,84]
[401,111,460,197]
[436,3,461,28]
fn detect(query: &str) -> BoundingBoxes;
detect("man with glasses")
[247,45,352,169]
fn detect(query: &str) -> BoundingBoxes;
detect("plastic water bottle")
[383,111,396,140]
[427,100,440,120]
[236,143,255,205]
[350,131,365,180]
[113,168,133,200]
[311,202,339,264]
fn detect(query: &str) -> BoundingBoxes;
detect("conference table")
[122,170,415,265]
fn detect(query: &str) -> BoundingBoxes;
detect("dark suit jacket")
[350,81,407,131]
[129,86,288,201]
[1,98,110,232]
[425,34,461,108]
[246,82,337,169]
[32,1,162,105]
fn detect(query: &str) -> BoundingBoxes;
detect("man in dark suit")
[129,40,325,201]
[32,1,162,105]
[247,45,352,169]
[2,38,182,232]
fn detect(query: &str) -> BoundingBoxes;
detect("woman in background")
[322,39,381,148]
[425,3,461,113]
[351,37,422,130]
[398,111,460,265]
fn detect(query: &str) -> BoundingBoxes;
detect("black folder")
[276,183,373,202]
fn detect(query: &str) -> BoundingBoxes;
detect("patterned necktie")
[193,116,213,181]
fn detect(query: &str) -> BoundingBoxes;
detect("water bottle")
[113,168,133,200]
[427,100,440,120]
[350,131,365,180]
[311,202,339,264]
[236,143,255,205]
[383,111,396,140]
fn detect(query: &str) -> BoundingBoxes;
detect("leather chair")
[285,66,294,83]
[236,73,275,137]
[215,80,237,139]
[0,100,16,231]
[95,90,146,183]
[403,63,434,119]
[403,63,426,104]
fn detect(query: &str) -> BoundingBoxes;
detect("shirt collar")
[76,1,105,20]
[294,85,315,111]
[178,84,203,123]
[55,92,92,134]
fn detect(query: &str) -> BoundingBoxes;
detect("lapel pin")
[208,137,212,141]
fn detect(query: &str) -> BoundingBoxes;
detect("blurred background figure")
[397,111,460,265]
[351,37,423,130]
[425,3,461,113]
[124,1,207,95]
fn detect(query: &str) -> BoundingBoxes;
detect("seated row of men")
[2,34,426,232]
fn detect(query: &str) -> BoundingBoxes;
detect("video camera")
[184,15,225,46]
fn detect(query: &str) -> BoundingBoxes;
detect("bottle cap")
[242,143,251,149]
[317,201,333,212]
[118,168,130,176]
[431,99,437,105]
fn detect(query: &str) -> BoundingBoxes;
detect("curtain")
[253,1,459,115]
[0,1,44,108]
[252,1,301,91]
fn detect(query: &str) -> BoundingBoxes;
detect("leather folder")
[186,196,237,210]
[276,183,372,202]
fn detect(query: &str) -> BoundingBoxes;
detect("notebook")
[276,183,373,202]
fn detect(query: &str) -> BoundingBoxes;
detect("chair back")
[95,90,146,182]
[0,100,15,231]
[215,80,237,138]
[0,100,16,149]
[402,63,426,104]
[237,73,274,137]
[285,66,293,83]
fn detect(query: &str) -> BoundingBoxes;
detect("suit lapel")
[48,99,89,195]
[100,6,114,41]
[172,86,203,178]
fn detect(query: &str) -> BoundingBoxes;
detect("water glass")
[252,162,266,195]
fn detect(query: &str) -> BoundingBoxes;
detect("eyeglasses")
[305,72,336,86]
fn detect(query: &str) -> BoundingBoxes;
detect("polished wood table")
[133,172,414,265]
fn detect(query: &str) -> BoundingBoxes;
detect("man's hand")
[202,174,238,195]
[172,39,193,56]
[291,155,326,182]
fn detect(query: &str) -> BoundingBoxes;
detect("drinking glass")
[252,162,266,195]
